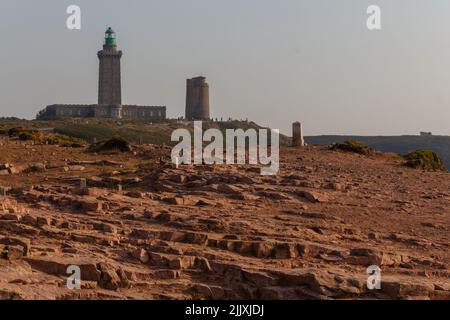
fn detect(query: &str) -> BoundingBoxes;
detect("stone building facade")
[38,104,166,120]
[37,28,166,120]
[185,76,210,120]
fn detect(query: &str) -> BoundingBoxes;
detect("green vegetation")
[52,119,290,146]
[42,134,86,148]
[404,150,446,171]
[8,127,42,142]
[331,140,374,155]
[18,131,38,141]
[54,120,173,145]
[5,126,86,147]
[8,126,31,137]
[0,116,290,155]
[0,118,290,148]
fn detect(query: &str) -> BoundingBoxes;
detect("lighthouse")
[37,27,167,121]
[97,27,122,110]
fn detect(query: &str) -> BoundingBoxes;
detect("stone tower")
[97,27,122,107]
[292,122,305,147]
[185,76,210,120]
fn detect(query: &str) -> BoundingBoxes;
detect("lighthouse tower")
[97,27,122,116]
[38,27,168,121]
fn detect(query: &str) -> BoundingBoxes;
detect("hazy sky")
[1,0,450,135]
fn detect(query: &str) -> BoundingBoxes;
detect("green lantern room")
[104,27,116,46]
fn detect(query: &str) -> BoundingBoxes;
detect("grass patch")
[404,150,446,171]
[8,127,42,142]
[0,119,290,148]
[42,134,86,148]
[6,126,85,147]
[53,120,291,146]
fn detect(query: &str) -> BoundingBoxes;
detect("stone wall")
[122,105,166,120]
[37,104,166,120]
[37,105,96,119]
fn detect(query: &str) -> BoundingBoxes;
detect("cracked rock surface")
[0,139,449,300]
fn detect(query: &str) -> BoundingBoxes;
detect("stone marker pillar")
[292,122,305,147]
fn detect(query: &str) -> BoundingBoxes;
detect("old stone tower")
[98,27,122,106]
[185,76,210,120]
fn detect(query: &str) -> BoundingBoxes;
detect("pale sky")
[1,0,450,135]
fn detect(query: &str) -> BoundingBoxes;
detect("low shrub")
[42,134,86,148]
[404,150,446,171]
[8,127,32,137]
[7,126,85,147]
[331,140,374,155]
[18,131,38,141]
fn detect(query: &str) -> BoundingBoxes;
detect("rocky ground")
[0,136,449,300]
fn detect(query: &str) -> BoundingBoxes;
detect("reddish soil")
[0,137,449,300]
